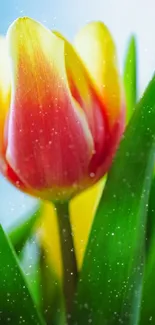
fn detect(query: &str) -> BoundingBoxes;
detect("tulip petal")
[6,18,95,197]
[53,31,107,183]
[54,31,106,136]
[74,21,122,127]
[70,177,106,266]
[53,31,95,117]
[0,37,10,155]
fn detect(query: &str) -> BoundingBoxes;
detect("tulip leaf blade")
[139,175,155,324]
[72,75,155,325]
[124,35,137,123]
[8,203,42,253]
[0,224,45,324]
[20,235,42,309]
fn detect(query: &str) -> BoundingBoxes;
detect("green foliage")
[124,36,137,123]
[72,76,155,325]
[8,203,41,253]
[0,225,45,324]
[139,175,155,324]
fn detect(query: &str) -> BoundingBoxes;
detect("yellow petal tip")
[74,20,122,127]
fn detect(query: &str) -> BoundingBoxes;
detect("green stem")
[55,201,78,322]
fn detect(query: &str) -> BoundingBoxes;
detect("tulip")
[0,17,124,201]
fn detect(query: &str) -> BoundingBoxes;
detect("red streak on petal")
[67,71,109,173]
[0,151,27,192]
[90,106,125,180]
[6,163,26,189]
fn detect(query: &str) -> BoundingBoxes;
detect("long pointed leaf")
[139,176,155,324]
[8,203,42,253]
[124,35,137,123]
[72,76,155,325]
[20,235,42,309]
[0,225,45,324]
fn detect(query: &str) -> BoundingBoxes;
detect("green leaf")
[72,76,155,325]
[124,35,137,123]
[20,235,42,309]
[145,173,155,253]
[139,175,155,324]
[0,225,45,324]
[8,203,42,253]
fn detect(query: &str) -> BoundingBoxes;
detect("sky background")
[0,0,155,227]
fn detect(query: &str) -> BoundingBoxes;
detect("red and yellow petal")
[0,37,11,155]
[53,31,107,169]
[74,21,123,127]
[6,17,95,198]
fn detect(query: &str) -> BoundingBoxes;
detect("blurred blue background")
[0,0,155,227]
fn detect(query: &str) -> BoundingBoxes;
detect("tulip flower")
[0,17,124,201]
[0,17,125,321]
